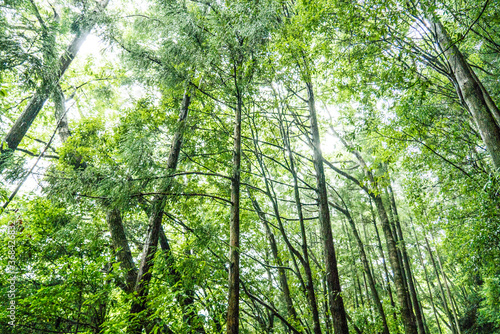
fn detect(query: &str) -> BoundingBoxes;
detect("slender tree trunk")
[427,14,500,169]
[323,278,333,334]
[51,84,87,170]
[387,182,426,334]
[259,171,309,318]
[385,188,413,322]
[250,116,313,332]
[128,200,165,334]
[263,250,275,334]
[128,92,191,334]
[306,80,349,334]
[1,0,109,157]
[362,270,374,318]
[283,119,322,334]
[107,209,137,293]
[411,225,442,334]
[335,205,390,334]
[356,271,365,308]
[424,235,457,334]
[227,94,242,334]
[52,85,72,143]
[370,199,398,325]
[373,194,418,334]
[435,249,461,334]
[361,219,379,293]
[249,192,300,326]
[52,81,134,299]
[327,126,417,333]
[158,226,206,333]
[342,221,361,309]
[51,75,134,315]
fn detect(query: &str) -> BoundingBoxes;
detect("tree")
[2,0,500,333]
[1,0,110,161]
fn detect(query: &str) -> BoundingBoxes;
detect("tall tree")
[306,79,349,334]
[1,0,110,160]
[128,91,191,334]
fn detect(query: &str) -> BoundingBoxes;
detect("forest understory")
[1,0,500,333]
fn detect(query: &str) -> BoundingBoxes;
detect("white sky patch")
[322,132,341,156]
[407,145,421,154]
[79,33,105,59]
[377,97,396,124]
[318,102,342,156]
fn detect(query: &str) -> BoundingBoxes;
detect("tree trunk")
[323,278,334,334]
[387,182,426,334]
[334,204,390,334]
[411,225,442,334]
[249,192,300,326]
[373,194,418,334]
[370,199,398,324]
[385,188,413,321]
[226,94,242,334]
[263,250,275,334]
[128,200,165,334]
[128,92,191,334]
[361,218,380,297]
[51,79,134,299]
[158,226,206,333]
[435,249,461,334]
[428,14,500,169]
[326,128,417,334]
[51,69,134,308]
[283,119,322,334]
[250,115,314,332]
[342,219,361,309]
[53,85,72,143]
[106,208,137,293]
[306,80,349,334]
[1,0,109,158]
[424,235,457,334]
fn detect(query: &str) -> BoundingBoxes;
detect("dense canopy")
[1,0,500,333]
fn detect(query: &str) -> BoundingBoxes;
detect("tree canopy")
[1,0,500,333]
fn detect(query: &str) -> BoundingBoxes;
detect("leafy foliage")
[1,0,500,333]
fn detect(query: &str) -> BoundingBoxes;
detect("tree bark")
[373,194,418,334]
[158,226,206,333]
[370,198,398,324]
[226,94,242,334]
[106,208,137,294]
[322,278,334,334]
[428,14,500,169]
[128,92,191,334]
[387,181,426,334]
[384,188,413,320]
[306,80,349,334]
[53,85,72,143]
[333,203,390,334]
[128,200,165,334]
